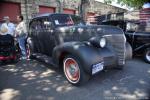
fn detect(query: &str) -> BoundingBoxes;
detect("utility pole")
[80,0,90,21]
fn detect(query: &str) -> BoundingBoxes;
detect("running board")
[32,53,57,68]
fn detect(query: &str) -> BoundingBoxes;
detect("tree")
[117,0,150,9]
[104,0,150,9]
[56,0,62,13]
[79,0,90,20]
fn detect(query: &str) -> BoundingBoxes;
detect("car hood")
[55,25,124,36]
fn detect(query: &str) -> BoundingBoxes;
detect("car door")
[40,17,56,56]
[29,20,41,53]
[33,19,46,54]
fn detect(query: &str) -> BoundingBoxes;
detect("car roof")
[34,13,51,18]
[29,13,80,25]
[32,13,75,19]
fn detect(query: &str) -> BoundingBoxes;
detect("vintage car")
[101,20,150,63]
[28,13,132,85]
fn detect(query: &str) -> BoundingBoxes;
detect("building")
[86,0,127,23]
[0,0,127,24]
[88,1,126,16]
[140,5,150,31]
[124,3,150,31]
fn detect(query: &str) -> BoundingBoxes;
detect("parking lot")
[0,58,150,100]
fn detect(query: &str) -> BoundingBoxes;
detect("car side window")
[31,19,45,31]
[35,20,42,31]
[126,22,138,32]
[40,17,52,30]
[71,15,85,25]
[29,20,37,33]
[30,18,52,33]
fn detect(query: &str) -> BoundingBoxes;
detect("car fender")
[52,42,116,75]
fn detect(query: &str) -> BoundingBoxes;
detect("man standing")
[16,15,27,60]
[1,16,15,36]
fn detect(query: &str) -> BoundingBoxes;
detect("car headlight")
[99,38,106,48]
[89,37,106,48]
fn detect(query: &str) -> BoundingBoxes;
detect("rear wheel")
[144,49,150,64]
[63,55,90,86]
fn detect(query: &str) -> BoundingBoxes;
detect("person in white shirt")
[16,15,28,60]
[1,16,15,36]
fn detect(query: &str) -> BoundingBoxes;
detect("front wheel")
[63,55,90,86]
[144,49,150,64]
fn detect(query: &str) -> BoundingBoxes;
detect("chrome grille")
[104,34,126,65]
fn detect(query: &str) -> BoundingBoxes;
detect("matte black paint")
[52,42,117,75]
[28,14,131,75]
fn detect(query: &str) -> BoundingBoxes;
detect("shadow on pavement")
[0,58,150,100]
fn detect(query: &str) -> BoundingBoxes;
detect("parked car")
[27,13,132,85]
[101,20,150,63]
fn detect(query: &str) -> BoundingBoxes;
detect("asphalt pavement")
[0,58,150,100]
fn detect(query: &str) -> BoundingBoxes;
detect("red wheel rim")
[64,58,80,83]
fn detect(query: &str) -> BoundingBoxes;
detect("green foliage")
[63,0,149,9]
[117,0,149,8]
[103,0,150,9]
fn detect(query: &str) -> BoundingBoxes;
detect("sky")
[143,2,150,8]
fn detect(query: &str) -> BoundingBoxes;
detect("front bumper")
[87,48,117,75]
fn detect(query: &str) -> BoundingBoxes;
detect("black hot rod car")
[27,13,132,85]
[101,20,150,63]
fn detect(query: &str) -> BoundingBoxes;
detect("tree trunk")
[56,0,63,13]
[80,0,89,21]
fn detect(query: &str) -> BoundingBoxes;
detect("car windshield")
[127,22,150,32]
[126,22,139,32]
[51,14,85,27]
